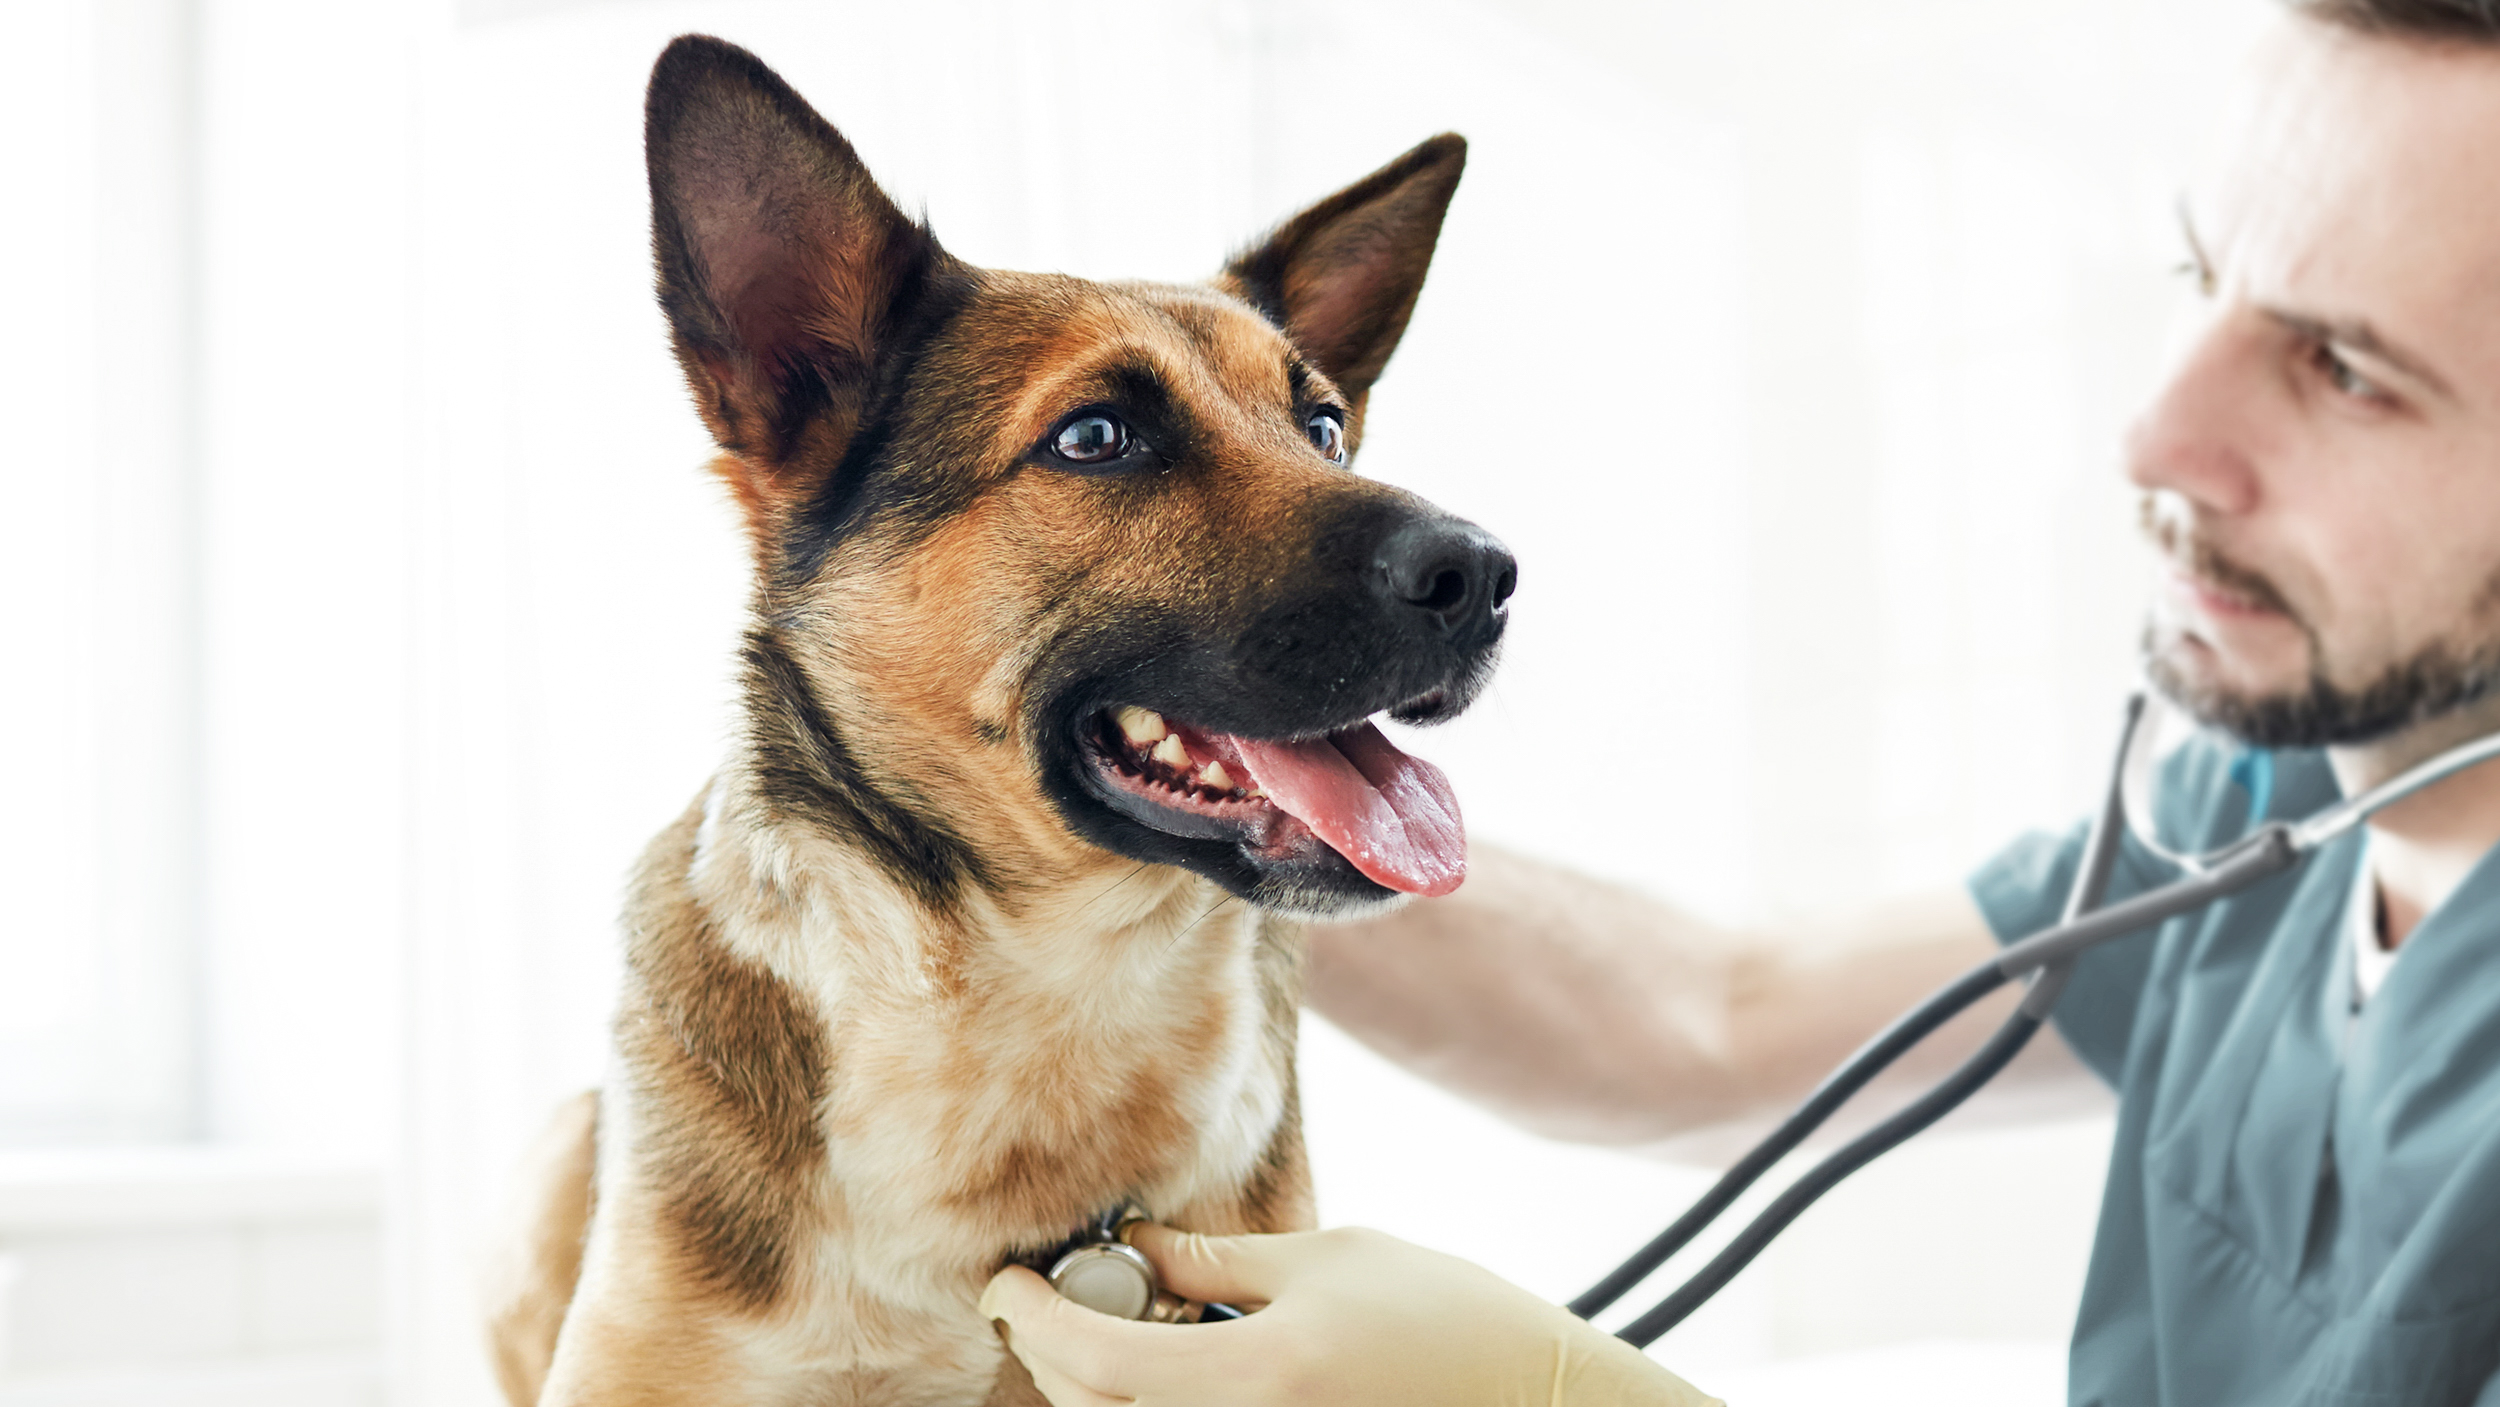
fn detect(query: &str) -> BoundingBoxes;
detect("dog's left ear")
[644,34,946,476]
[1223,134,1466,407]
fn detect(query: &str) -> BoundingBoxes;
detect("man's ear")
[645,35,946,473]
[1222,134,1466,406]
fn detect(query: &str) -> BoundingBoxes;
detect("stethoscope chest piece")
[1036,1206,1237,1324]
[1046,1241,1159,1321]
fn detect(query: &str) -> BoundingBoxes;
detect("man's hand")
[978,1223,1721,1407]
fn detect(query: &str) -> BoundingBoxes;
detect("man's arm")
[1308,843,2106,1150]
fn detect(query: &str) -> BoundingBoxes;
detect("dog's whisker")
[1163,895,1240,959]
[1072,862,1152,924]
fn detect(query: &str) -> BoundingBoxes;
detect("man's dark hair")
[2288,0,2500,40]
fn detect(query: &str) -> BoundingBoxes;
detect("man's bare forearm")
[1307,844,2095,1147]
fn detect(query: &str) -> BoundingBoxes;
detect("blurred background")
[0,0,2273,1401]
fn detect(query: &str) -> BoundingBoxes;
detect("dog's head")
[648,36,1510,920]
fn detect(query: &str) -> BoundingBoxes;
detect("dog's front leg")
[538,1297,747,1406]
[978,1346,1050,1407]
[535,1205,775,1407]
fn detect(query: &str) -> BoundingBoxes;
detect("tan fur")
[511,774,1313,1405]
[504,288,1342,1403]
[483,1090,599,1406]
[488,37,1472,1403]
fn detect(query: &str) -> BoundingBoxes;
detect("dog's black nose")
[1375,518,1517,638]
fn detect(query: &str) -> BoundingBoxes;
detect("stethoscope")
[1042,689,2500,1347]
[1572,687,2500,1347]
[1031,1206,1245,1324]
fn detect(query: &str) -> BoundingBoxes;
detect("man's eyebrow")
[2173,199,2452,402]
[2265,308,2454,399]
[2176,200,2216,287]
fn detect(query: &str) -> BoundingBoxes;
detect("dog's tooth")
[1116,706,1168,747]
[1245,786,1268,800]
[1152,734,1191,770]
[1200,761,1233,792]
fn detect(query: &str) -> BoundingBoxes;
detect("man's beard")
[2147,627,2500,749]
[2139,498,2500,749]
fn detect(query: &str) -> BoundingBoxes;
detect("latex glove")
[979,1224,1722,1407]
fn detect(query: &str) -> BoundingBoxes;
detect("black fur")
[1020,477,1506,915]
[775,263,986,589]
[741,629,991,911]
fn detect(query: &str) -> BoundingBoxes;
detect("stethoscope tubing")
[1564,959,2018,1327]
[1576,693,2319,1348]
[1608,971,2071,1345]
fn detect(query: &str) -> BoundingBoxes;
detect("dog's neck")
[676,763,1293,1272]
[687,764,1261,1018]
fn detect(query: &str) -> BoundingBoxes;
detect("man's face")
[2131,18,2500,748]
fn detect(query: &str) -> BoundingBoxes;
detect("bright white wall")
[3,1,418,1400]
[0,0,202,1148]
[4,0,2282,1400]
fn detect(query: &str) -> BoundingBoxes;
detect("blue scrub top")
[1969,735,2500,1406]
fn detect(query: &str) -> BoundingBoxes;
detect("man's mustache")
[2137,495,2295,618]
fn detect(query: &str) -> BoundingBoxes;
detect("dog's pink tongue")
[1228,723,1466,897]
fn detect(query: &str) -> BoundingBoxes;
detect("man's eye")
[1050,411,1142,468]
[1306,410,1347,465]
[2315,343,2387,404]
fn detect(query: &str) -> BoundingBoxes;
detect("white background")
[0,0,2274,1402]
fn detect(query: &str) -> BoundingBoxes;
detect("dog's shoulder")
[612,787,834,1313]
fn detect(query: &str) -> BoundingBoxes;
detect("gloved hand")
[979,1223,1722,1407]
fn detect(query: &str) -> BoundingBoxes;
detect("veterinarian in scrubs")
[984,2,2500,1401]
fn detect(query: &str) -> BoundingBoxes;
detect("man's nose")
[2124,313,2263,517]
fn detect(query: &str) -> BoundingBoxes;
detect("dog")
[483,33,1512,1406]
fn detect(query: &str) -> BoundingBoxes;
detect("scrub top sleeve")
[2475,1370,2500,1407]
[1967,822,2163,1089]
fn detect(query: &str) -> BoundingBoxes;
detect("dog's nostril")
[1416,569,1469,614]
[1375,518,1514,635]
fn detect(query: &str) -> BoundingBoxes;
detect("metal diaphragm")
[1046,1241,1160,1321]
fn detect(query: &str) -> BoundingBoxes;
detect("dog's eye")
[1051,411,1136,468]
[1306,410,1347,465]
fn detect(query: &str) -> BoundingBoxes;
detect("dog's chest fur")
[593,777,1307,1400]
[506,40,1484,1404]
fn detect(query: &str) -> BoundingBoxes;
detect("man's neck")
[2328,698,2500,950]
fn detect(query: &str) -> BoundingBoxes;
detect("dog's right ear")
[645,35,942,479]
[1223,134,1466,411]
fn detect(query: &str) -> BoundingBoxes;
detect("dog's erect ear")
[645,35,942,469]
[1223,134,1466,405]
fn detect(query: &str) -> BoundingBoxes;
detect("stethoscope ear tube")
[1580,693,2310,1349]
[1562,961,2016,1324]
[1612,976,2069,1346]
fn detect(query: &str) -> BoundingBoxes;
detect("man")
[983,1,2500,1401]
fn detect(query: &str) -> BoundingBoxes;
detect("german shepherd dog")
[485,34,1512,1406]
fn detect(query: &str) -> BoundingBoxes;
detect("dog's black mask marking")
[647,33,1501,918]
[1027,493,1511,917]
